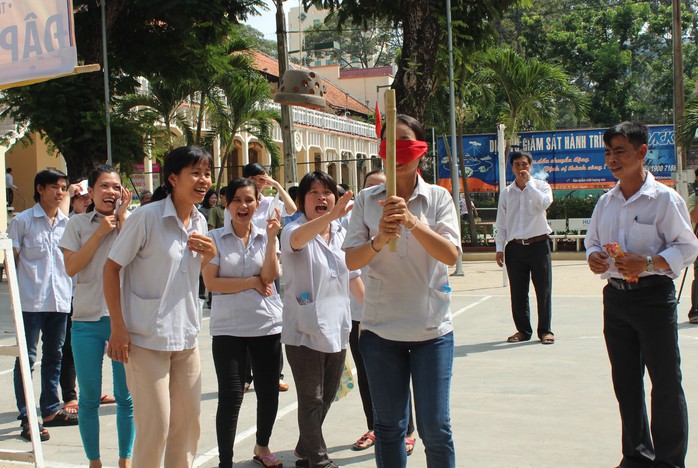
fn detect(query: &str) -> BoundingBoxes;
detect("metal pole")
[445,0,463,276]
[275,0,298,186]
[497,124,508,287]
[432,127,437,184]
[672,0,687,199]
[100,0,112,166]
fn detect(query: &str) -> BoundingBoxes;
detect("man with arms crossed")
[586,122,698,468]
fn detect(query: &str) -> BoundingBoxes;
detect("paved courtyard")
[1,258,698,467]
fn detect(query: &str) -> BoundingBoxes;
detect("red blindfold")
[379,140,428,165]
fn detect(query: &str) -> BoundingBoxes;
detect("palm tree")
[118,78,196,151]
[678,94,698,153]
[472,49,589,147]
[207,71,281,192]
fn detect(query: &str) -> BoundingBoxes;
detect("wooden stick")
[384,90,398,252]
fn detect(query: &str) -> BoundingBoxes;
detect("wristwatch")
[646,256,654,272]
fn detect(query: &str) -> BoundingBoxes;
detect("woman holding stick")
[343,114,460,467]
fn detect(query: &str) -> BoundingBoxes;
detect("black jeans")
[603,280,687,468]
[349,321,415,434]
[504,240,553,339]
[212,334,281,468]
[60,310,77,403]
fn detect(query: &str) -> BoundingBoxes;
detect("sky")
[243,0,294,39]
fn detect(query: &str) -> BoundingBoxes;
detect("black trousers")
[603,280,687,468]
[60,310,77,403]
[504,240,553,339]
[212,334,281,468]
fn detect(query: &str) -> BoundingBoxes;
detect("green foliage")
[0,1,266,180]
[679,94,698,151]
[301,14,399,68]
[546,196,598,221]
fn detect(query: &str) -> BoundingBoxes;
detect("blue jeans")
[72,317,134,461]
[359,330,455,468]
[13,312,68,418]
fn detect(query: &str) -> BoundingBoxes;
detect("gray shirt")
[108,195,207,351]
[60,211,120,321]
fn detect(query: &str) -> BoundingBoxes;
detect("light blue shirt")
[8,203,72,313]
[108,195,207,351]
[342,176,461,342]
[281,216,351,353]
[60,211,120,321]
[208,222,282,337]
[585,171,698,279]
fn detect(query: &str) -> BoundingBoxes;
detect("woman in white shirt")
[344,114,461,468]
[281,171,354,468]
[202,178,283,468]
[60,165,133,468]
[103,146,217,467]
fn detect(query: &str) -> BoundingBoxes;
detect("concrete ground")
[1,257,698,467]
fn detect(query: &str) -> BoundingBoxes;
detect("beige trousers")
[125,345,201,468]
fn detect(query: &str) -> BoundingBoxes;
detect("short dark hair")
[88,164,120,188]
[509,151,532,166]
[6,168,11,173]
[242,163,267,178]
[163,146,213,194]
[603,122,649,148]
[296,171,338,216]
[34,168,68,202]
[201,189,217,208]
[694,168,698,178]
[363,169,385,187]
[380,114,426,141]
[224,178,258,206]
[288,185,299,202]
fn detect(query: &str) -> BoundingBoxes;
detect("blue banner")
[438,125,676,192]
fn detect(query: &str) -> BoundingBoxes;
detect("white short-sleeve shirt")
[252,195,274,231]
[8,204,72,313]
[342,175,462,342]
[60,211,120,321]
[281,216,351,353]
[107,195,207,351]
[208,223,282,337]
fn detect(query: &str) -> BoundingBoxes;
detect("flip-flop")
[541,333,555,345]
[43,409,78,427]
[63,401,78,414]
[507,332,530,343]
[100,394,116,404]
[406,437,416,456]
[352,431,375,450]
[20,422,50,442]
[253,454,283,468]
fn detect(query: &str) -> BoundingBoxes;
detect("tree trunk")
[62,145,104,182]
[392,0,442,123]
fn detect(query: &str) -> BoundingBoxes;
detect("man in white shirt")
[495,151,554,345]
[586,122,698,468]
[686,168,698,323]
[8,169,77,441]
[6,167,18,207]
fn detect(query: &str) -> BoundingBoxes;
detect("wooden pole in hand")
[384,90,398,252]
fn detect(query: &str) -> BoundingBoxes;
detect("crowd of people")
[6,119,698,468]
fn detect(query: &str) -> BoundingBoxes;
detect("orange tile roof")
[246,50,372,117]
[339,66,393,79]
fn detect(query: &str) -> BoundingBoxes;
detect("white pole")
[497,124,508,287]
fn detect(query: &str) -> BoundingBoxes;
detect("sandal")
[42,408,78,427]
[405,437,416,456]
[20,422,50,442]
[100,394,116,404]
[253,454,283,468]
[541,333,555,345]
[507,332,530,343]
[352,431,375,451]
[63,400,78,414]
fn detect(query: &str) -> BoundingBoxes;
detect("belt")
[509,234,549,245]
[607,275,672,292]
